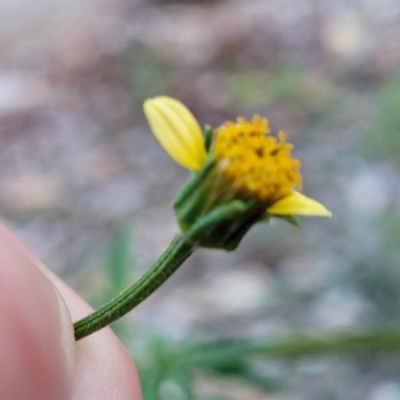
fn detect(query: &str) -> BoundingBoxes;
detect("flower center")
[212,115,302,205]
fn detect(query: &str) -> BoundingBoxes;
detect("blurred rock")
[321,14,366,61]
[368,382,400,400]
[197,268,269,315]
[279,253,335,295]
[75,147,123,184]
[0,70,49,114]
[0,174,64,212]
[346,164,396,218]
[310,289,367,328]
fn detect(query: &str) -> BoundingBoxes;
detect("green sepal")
[185,200,261,251]
[204,125,214,153]
[261,214,273,224]
[173,159,264,250]
[273,214,301,227]
[173,157,216,211]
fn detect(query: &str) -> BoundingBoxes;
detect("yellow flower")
[143,96,331,218]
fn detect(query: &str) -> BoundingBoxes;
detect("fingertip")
[0,221,142,399]
[73,331,142,400]
[0,222,74,400]
[46,271,142,400]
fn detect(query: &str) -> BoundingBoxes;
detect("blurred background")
[2,0,400,398]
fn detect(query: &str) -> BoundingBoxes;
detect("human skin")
[0,222,142,400]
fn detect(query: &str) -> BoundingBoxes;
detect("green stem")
[74,234,194,341]
[184,330,400,367]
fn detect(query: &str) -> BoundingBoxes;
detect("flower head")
[144,96,331,249]
[212,116,302,206]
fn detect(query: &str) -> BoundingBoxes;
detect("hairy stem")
[74,234,194,340]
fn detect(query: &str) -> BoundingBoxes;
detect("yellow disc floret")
[212,115,302,205]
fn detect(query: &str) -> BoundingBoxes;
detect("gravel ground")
[2,1,400,399]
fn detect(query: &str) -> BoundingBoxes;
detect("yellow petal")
[143,96,208,170]
[267,191,332,217]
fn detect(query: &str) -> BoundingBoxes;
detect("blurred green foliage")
[118,45,170,106]
[106,222,134,295]
[137,334,286,400]
[101,222,135,337]
[226,64,304,107]
[364,70,400,161]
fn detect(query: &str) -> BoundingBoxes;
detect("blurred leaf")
[177,340,285,393]
[364,70,400,161]
[352,258,400,322]
[103,222,135,338]
[226,64,304,107]
[138,335,194,400]
[385,213,400,249]
[106,221,134,297]
[118,45,169,104]
[135,329,400,399]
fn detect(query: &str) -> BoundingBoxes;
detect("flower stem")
[74,234,194,341]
